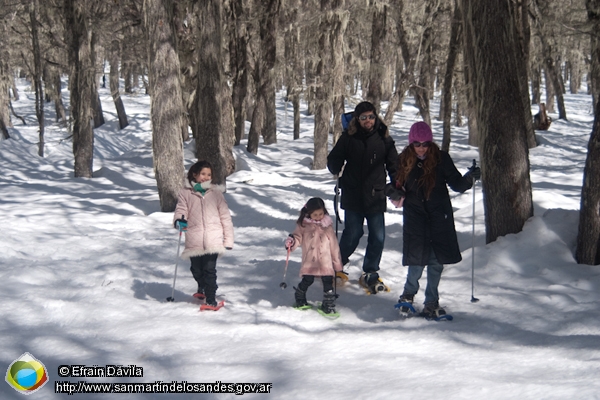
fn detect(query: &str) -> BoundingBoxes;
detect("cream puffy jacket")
[289,215,343,277]
[173,184,234,259]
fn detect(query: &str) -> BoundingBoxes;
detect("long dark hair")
[296,197,328,226]
[395,142,441,200]
[187,160,212,187]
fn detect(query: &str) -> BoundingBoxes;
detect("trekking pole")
[470,159,480,303]
[334,176,342,238]
[280,246,291,289]
[166,228,184,302]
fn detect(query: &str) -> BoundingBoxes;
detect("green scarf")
[193,183,207,195]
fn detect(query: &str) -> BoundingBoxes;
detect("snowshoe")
[359,273,390,295]
[420,302,452,321]
[335,270,349,285]
[395,292,416,314]
[316,290,340,319]
[200,300,225,311]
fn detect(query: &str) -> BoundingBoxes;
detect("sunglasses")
[358,114,376,121]
[412,141,431,148]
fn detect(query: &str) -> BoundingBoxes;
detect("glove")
[465,166,481,181]
[385,182,405,201]
[174,218,188,231]
[285,235,295,250]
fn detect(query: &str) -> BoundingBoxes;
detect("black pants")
[298,275,334,293]
[190,254,218,300]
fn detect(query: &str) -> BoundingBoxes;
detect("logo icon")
[5,353,49,395]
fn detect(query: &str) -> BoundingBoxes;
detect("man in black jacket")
[327,101,398,293]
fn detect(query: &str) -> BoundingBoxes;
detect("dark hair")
[187,161,212,187]
[296,197,329,226]
[354,101,377,116]
[395,142,441,200]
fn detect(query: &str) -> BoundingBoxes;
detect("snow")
[1,80,599,400]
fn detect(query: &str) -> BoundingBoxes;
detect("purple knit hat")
[408,121,433,144]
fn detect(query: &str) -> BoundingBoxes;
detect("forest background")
[0,0,600,265]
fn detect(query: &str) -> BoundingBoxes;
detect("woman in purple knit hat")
[387,121,480,318]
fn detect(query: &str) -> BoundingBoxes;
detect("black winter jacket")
[327,118,398,215]
[402,151,472,266]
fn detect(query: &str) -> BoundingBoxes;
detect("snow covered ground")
[1,80,599,399]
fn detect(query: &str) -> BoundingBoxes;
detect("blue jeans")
[403,250,444,304]
[339,210,385,274]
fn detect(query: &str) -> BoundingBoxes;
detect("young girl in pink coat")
[173,161,234,309]
[285,197,343,314]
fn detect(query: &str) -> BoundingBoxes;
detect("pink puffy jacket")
[289,215,343,277]
[173,184,234,259]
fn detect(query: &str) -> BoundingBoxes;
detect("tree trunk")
[50,67,67,124]
[542,51,567,120]
[0,19,13,138]
[366,2,387,110]
[589,0,600,110]
[384,0,413,126]
[293,91,300,140]
[109,36,128,129]
[30,0,45,157]
[229,0,249,146]
[413,1,440,127]
[461,0,534,244]
[544,67,555,113]
[576,0,600,265]
[531,65,541,105]
[194,0,234,184]
[461,3,478,148]
[90,31,105,129]
[248,0,280,148]
[313,0,334,171]
[10,72,19,102]
[441,0,462,152]
[143,0,185,211]
[66,0,95,178]
[0,76,9,138]
[513,0,537,149]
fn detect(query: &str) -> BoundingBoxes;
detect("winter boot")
[360,272,386,294]
[421,301,446,319]
[397,292,415,313]
[193,287,206,300]
[293,287,308,308]
[320,290,336,314]
[205,297,218,308]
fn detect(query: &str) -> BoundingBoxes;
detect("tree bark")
[30,0,45,157]
[461,0,534,244]
[366,2,387,110]
[441,0,462,152]
[143,0,185,211]
[248,0,280,150]
[109,35,128,129]
[194,0,234,184]
[384,0,413,126]
[66,0,95,178]
[531,65,541,105]
[576,0,600,265]
[0,16,13,138]
[229,0,249,146]
[589,0,600,110]
[313,0,334,170]
[90,31,105,129]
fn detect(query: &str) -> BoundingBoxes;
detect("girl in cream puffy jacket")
[173,161,233,307]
